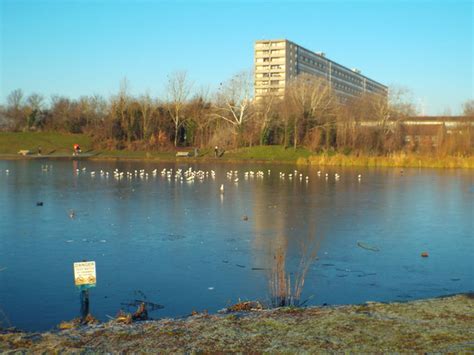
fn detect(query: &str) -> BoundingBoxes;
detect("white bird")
[220,184,224,193]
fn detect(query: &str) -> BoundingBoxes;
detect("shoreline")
[0,153,474,169]
[1,293,473,352]
[0,152,473,169]
[1,132,472,168]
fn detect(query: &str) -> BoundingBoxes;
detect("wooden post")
[73,260,96,323]
[80,288,90,322]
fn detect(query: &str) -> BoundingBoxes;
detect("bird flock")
[69,166,362,185]
[1,165,362,184]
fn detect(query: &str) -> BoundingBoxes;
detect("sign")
[73,261,97,286]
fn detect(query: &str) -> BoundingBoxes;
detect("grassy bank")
[219,145,312,162]
[1,132,472,167]
[1,294,472,352]
[0,132,93,155]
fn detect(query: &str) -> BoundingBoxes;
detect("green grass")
[223,146,312,162]
[0,132,175,159]
[0,132,93,155]
[95,150,175,160]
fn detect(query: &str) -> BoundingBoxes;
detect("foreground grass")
[1,132,472,167]
[1,294,472,352]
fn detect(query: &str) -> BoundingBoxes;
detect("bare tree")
[25,93,45,129]
[213,71,253,146]
[6,89,25,128]
[50,95,72,130]
[463,99,474,117]
[138,93,155,141]
[287,74,336,149]
[106,78,131,142]
[388,86,417,118]
[165,71,193,147]
[7,89,24,111]
[26,93,44,111]
[188,86,212,147]
[255,94,276,145]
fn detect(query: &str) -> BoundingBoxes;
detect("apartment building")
[254,39,388,100]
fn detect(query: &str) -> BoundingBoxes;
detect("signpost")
[73,261,96,322]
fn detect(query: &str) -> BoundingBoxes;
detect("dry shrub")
[418,136,434,154]
[269,230,321,308]
[148,130,171,149]
[94,138,125,150]
[209,125,236,149]
[383,125,405,153]
[304,127,324,151]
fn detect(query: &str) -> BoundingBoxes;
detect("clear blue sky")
[1,0,472,115]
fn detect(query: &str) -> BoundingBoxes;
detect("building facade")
[254,39,388,100]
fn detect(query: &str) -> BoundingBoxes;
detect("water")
[0,159,472,331]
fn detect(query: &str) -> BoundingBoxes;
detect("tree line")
[1,71,472,155]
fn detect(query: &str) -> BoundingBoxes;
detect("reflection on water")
[252,179,322,306]
[0,160,472,331]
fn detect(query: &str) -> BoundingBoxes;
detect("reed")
[269,232,321,308]
[298,153,474,169]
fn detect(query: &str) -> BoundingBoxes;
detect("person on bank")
[73,144,81,156]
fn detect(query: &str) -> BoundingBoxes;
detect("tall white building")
[254,39,387,100]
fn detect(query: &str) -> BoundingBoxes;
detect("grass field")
[223,145,312,162]
[0,132,93,155]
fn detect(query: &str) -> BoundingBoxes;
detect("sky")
[0,0,472,115]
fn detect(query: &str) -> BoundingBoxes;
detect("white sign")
[73,261,97,286]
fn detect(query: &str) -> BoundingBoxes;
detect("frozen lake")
[0,159,472,331]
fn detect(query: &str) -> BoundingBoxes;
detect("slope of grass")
[223,146,312,162]
[0,132,93,155]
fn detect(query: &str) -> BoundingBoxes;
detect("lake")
[0,159,472,331]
